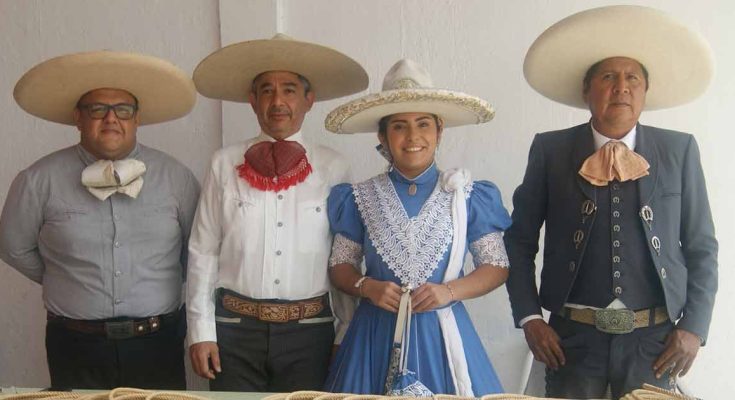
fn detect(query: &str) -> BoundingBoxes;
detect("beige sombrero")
[193,33,368,102]
[13,51,196,126]
[524,5,714,110]
[325,58,494,134]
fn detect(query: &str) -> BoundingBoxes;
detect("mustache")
[268,107,291,116]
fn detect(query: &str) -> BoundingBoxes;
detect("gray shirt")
[0,143,200,319]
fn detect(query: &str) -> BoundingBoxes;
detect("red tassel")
[237,157,312,192]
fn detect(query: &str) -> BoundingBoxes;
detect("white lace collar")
[353,173,453,288]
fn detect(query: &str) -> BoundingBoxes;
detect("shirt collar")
[76,142,141,166]
[590,122,636,151]
[254,130,305,145]
[390,161,438,185]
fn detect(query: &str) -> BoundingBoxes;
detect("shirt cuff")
[520,314,544,327]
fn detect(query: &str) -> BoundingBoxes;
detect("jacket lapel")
[635,124,659,206]
[572,123,597,201]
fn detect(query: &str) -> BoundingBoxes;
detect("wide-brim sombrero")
[523,5,714,110]
[14,50,196,126]
[193,33,368,102]
[325,58,494,134]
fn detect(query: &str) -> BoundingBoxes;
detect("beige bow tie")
[81,159,146,200]
[578,141,649,186]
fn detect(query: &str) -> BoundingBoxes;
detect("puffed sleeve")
[467,181,511,241]
[327,183,364,268]
[467,181,512,268]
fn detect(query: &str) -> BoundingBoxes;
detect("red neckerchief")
[237,140,312,191]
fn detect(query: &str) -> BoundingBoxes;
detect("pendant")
[408,183,417,196]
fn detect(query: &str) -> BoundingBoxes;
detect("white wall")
[0,1,732,398]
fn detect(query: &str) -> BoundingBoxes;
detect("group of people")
[0,5,718,400]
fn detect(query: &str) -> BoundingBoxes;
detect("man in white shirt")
[186,34,368,391]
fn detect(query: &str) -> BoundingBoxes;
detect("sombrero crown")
[193,33,368,102]
[524,5,714,110]
[325,58,494,134]
[14,51,196,126]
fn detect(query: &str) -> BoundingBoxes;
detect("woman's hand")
[362,278,403,313]
[411,282,453,312]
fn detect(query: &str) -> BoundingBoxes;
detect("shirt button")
[613,271,621,278]
[114,299,122,304]
[613,211,620,218]
[613,255,620,263]
[114,271,122,277]
[613,240,620,248]
[661,268,667,279]
[613,225,620,232]
[277,194,284,200]
[114,241,121,248]
[113,214,120,221]
[614,287,622,295]
[276,250,282,256]
[315,206,322,213]
[612,196,620,204]
[274,279,280,284]
[277,222,283,227]
[612,183,620,190]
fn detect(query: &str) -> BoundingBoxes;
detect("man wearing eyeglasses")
[0,51,200,389]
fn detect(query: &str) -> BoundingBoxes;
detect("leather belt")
[47,311,178,340]
[560,306,669,334]
[221,293,326,323]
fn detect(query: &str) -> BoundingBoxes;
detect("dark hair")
[377,113,442,136]
[582,58,649,93]
[250,71,312,97]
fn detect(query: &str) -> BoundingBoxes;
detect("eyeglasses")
[78,103,138,120]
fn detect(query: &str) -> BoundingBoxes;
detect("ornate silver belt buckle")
[594,309,635,334]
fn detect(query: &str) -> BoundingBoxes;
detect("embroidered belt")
[221,293,326,323]
[560,306,668,334]
[47,310,179,340]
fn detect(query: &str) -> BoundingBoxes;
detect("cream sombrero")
[13,51,196,126]
[193,33,368,102]
[524,5,714,110]
[325,58,494,134]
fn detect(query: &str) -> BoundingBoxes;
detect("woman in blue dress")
[323,59,511,396]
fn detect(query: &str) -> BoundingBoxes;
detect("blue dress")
[324,164,512,395]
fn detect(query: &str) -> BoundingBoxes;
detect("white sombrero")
[13,51,196,126]
[524,5,714,110]
[325,58,494,134]
[193,33,368,102]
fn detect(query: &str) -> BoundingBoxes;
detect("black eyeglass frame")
[77,103,139,120]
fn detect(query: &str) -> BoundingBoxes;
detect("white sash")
[437,168,473,396]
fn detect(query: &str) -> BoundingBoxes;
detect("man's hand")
[190,341,221,379]
[653,329,701,379]
[362,279,402,313]
[522,319,565,370]
[411,283,452,312]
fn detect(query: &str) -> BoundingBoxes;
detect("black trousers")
[45,310,186,390]
[210,292,335,392]
[545,313,675,399]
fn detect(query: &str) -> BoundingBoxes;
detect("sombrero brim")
[13,51,196,126]
[193,38,368,102]
[524,5,714,110]
[325,88,495,134]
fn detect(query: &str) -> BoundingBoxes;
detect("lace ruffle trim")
[353,173,453,289]
[469,231,509,267]
[329,233,364,268]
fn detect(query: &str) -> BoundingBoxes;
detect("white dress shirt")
[186,131,353,344]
